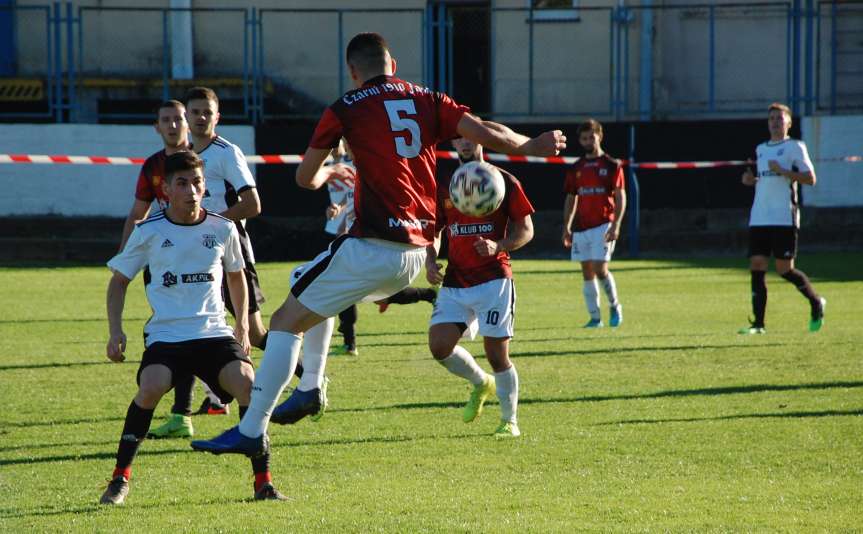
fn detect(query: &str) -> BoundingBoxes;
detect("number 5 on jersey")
[385,99,421,159]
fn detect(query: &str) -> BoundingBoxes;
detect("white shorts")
[571,222,616,262]
[429,278,516,339]
[291,236,426,317]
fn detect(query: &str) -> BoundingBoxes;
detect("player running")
[118,100,231,440]
[562,119,626,328]
[427,137,534,438]
[739,102,825,334]
[100,151,285,505]
[190,32,565,457]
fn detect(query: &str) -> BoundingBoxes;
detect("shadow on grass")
[0,360,140,372]
[511,341,796,359]
[0,438,116,453]
[597,408,863,426]
[1,415,127,429]
[0,316,149,325]
[329,381,863,414]
[0,494,248,520]
[0,446,189,467]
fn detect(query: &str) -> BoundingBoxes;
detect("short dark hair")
[164,151,203,182]
[185,86,219,107]
[577,119,603,139]
[768,102,792,119]
[156,99,184,116]
[346,32,389,73]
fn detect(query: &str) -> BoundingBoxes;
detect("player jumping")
[190,32,564,458]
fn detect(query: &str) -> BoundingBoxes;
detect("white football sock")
[598,272,619,308]
[495,366,519,424]
[583,279,601,320]
[200,380,223,404]
[438,345,487,386]
[238,331,301,438]
[297,317,334,391]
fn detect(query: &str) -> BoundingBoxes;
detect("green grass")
[0,254,861,532]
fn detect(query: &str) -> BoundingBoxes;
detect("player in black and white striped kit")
[739,102,826,334]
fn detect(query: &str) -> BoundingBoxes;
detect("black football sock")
[338,305,357,347]
[751,270,767,327]
[113,400,155,478]
[386,287,437,305]
[239,406,271,488]
[781,269,821,313]
[171,374,195,416]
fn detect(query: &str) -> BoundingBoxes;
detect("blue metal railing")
[0,4,53,120]
[2,2,860,123]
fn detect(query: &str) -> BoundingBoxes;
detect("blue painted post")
[627,124,640,258]
[256,12,263,121]
[161,10,169,103]
[65,1,75,122]
[242,9,249,121]
[251,8,258,123]
[623,7,629,113]
[608,9,614,116]
[792,0,801,114]
[528,3,534,115]
[638,1,653,120]
[804,0,814,115]
[786,5,792,105]
[447,12,454,96]
[830,0,837,114]
[338,11,344,97]
[46,5,54,121]
[489,6,495,114]
[437,3,446,92]
[708,5,715,112]
[53,2,61,122]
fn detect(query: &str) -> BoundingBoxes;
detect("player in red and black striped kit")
[192,32,565,458]
[427,137,535,438]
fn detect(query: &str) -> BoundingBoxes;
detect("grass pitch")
[0,254,861,532]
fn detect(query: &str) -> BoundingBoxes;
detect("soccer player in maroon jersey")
[191,32,565,458]
[427,137,534,438]
[562,119,626,328]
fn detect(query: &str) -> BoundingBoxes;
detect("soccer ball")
[449,161,505,217]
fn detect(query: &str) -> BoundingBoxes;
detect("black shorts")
[223,261,266,315]
[748,226,798,259]
[138,337,252,404]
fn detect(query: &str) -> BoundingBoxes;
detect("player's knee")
[135,380,170,407]
[429,338,454,360]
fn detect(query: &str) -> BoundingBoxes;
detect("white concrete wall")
[802,115,863,207]
[0,124,255,216]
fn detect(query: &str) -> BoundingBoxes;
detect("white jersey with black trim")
[324,155,356,236]
[107,210,245,347]
[749,138,813,228]
[195,135,258,263]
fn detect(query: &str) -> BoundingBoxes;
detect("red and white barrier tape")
[1,152,859,168]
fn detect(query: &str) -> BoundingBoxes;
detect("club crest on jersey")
[162,271,177,287]
[201,234,217,249]
[599,168,608,176]
[449,222,493,237]
[777,149,785,156]
[444,199,454,209]
[161,239,174,248]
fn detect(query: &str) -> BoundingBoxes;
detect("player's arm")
[768,160,816,185]
[425,230,444,285]
[220,187,262,222]
[119,199,151,252]
[476,215,534,257]
[106,271,131,362]
[296,147,333,190]
[562,193,577,248]
[456,113,566,157]
[225,269,250,355]
[605,187,626,242]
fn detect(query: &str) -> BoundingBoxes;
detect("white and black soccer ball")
[448,161,505,217]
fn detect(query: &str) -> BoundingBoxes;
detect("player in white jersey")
[185,87,269,349]
[99,151,285,505]
[739,102,825,334]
